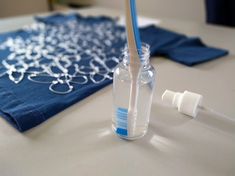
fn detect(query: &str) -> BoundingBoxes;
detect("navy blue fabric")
[0,14,228,132]
[206,0,235,27]
[139,25,228,65]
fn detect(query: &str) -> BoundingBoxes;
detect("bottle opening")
[121,43,150,66]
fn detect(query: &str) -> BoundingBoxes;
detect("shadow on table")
[22,99,234,160]
[134,102,235,155]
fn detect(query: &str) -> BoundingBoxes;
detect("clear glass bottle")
[112,43,156,140]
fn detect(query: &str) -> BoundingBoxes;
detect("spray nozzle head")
[162,90,203,118]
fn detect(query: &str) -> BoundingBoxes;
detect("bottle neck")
[123,55,150,68]
[122,43,150,68]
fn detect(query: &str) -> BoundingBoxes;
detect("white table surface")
[0,7,235,176]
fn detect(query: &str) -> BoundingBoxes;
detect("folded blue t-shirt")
[0,13,228,132]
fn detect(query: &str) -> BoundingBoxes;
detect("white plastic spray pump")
[162,89,235,121]
[162,90,203,118]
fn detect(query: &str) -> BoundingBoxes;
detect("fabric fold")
[140,25,228,66]
[0,86,46,131]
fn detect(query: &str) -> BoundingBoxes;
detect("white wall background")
[0,0,48,18]
[0,0,206,22]
[71,0,205,22]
